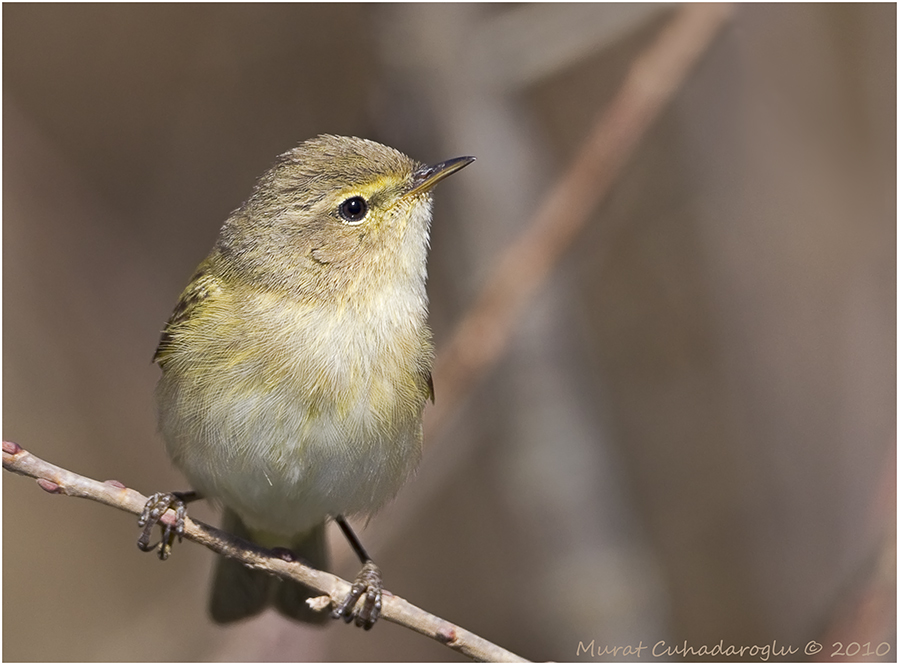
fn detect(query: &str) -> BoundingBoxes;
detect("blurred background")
[3,3,895,661]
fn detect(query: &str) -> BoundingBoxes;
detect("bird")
[138,135,474,629]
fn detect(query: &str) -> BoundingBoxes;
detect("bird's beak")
[406,156,475,197]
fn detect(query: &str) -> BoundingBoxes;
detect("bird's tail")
[208,509,329,624]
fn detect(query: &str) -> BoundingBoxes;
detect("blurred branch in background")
[820,446,896,659]
[430,3,733,434]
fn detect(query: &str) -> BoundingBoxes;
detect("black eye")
[338,196,368,223]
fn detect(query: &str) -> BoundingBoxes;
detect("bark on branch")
[2,441,528,663]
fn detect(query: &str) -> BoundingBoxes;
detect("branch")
[425,2,734,434]
[2,441,528,663]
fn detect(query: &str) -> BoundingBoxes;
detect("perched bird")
[140,135,474,628]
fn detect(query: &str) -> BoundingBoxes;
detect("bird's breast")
[156,285,432,534]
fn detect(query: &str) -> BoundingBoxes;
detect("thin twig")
[2,441,528,663]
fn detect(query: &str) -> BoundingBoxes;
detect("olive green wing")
[153,264,223,366]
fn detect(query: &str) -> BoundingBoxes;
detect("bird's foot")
[137,490,197,560]
[332,560,383,629]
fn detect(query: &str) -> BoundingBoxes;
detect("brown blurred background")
[3,3,895,662]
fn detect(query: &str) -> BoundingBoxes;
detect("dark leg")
[332,516,383,629]
[137,490,201,560]
[335,515,372,563]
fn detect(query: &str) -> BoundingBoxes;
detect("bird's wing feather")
[153,264,223,366]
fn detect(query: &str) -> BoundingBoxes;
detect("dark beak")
[406,156,475,197]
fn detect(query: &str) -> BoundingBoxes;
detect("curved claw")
[137,491,190,560]
[332,561,383,630]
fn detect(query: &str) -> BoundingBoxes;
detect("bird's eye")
[338,196,368,224]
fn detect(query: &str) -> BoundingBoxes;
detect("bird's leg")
[332,516,383,630]
[137,490,201,560]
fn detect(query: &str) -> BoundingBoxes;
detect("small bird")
[140,135,474,628]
